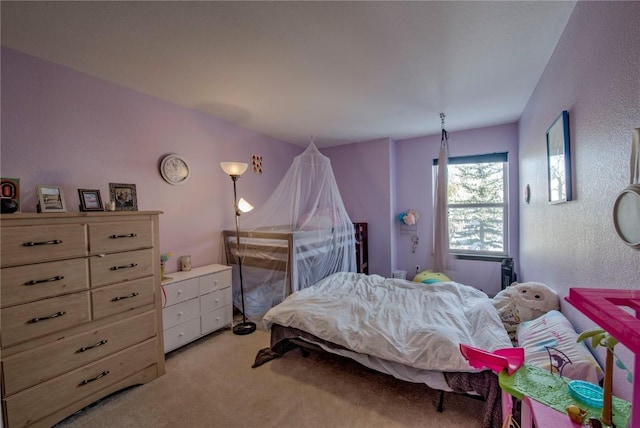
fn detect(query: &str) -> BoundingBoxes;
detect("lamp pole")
[231,174,256,335]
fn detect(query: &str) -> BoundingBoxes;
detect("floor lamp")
[220,161,256,335]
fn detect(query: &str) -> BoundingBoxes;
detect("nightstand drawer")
[0,224,87,267]
[198,270,231,295]
[164,317,201,353]
[1,292,91,348]
[4,338,157,428]
[201,306,231,335]
[91,277,155,320]
[88,221,153,254]
[163,278,199,306]
[163,297,199,330]
[2,311,156,395]
[89,249,153,287]
[1,258,89,308]
[200,286,232,314]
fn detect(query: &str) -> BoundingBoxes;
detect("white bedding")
[263,272,513,372]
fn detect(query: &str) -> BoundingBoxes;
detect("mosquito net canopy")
[224,142,357,322]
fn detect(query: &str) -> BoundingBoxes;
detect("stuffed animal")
[492,281,560,342]
[413,270,451,284]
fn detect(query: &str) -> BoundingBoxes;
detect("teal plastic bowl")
[567,380,604,409]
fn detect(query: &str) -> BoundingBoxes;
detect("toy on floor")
[492,281,560,342]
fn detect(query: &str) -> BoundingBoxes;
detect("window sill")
[452,253,508,262]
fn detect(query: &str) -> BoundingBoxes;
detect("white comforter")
[263,272,512,372]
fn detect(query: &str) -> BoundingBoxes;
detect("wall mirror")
[613,184,640,249]
[546,110,572,203]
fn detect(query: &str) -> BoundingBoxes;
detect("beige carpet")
[55,328,485,427]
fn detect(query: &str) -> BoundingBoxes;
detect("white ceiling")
[1,1,576,148]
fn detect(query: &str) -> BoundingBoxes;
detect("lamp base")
[233,321,256,335]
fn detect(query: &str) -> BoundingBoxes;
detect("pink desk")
[565,288,640,428]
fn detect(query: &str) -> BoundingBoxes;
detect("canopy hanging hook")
[440,113,448,143]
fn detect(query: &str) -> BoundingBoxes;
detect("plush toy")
[413,270,451,284]
[492,281,560,342]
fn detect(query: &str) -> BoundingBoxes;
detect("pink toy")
[566,288,640,428]
[459,343,525,375]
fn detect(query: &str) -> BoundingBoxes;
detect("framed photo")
[109,183,138,211]
[546,110,572,204]
[1,177,21,213]
[78,189,104,211]
[37,185,67,213]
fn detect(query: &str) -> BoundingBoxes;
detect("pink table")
[565,288,640,428]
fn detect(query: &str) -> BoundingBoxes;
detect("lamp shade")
[237,197,254,213]
[220,162,248,177]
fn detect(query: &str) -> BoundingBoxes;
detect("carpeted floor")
[55,328,485,427]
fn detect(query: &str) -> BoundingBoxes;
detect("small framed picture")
[78,189,104,211]
[37,185,67,213]
[1,177,21,213]
[109,183,138,211]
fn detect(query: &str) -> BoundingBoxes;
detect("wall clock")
[160,154,191,185]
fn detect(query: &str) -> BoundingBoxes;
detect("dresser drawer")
[164,317,201,353]
[0,224,87,267]
[200,286,232,315]
[163,277,199,306]
[2,311,156,396]
[91,277,155,320]
[4,338,157,428]
[1,292,91,348]
[88,220,153,254]
[198,269,231,295]
[201,305,232,335]
[89,248,153,287]
[163,297,199,330]
[1,258,89,308]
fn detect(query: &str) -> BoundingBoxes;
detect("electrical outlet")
[415,265,420,273]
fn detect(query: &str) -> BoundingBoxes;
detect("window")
[433,152,508,257]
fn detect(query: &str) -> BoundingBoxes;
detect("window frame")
[433,152,509,259]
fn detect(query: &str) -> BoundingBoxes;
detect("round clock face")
[160,154,190,185]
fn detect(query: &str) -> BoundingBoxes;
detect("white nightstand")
[161,264,232,353]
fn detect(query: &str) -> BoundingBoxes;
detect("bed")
[253,272,513,428]
[223,224,356,320]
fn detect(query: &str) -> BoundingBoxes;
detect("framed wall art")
[1,177,21,213]
[109,183,138,211]
[546,110,572,204]
[37,185,67,213]
[78,189,104,211]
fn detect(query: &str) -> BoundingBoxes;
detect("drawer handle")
[78,370,110,386]
[109,233,137,239]
[24,275,65,285]
[111,292,139,302]
[76,339,108,353]
[22,239,63,247]
[27,311,66,324]
[110,263,138,270]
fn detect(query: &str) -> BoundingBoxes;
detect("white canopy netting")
[223,142,357,322]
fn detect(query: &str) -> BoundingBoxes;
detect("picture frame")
[37,185,67,213]
[546,110,572,204]
[1,177,21,213]
[109,183,138,211]
[78,189,104,211]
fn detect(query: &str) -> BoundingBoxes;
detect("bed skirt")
[253,324,503,428]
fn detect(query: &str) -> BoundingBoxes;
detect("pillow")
[412,270,451,284]
[516,310,604,384]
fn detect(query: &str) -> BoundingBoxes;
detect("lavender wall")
[519,1,640,401]
[323,138,395,277]
[325,124,519,294]
[0,47,301,273]
[395,123,519,296]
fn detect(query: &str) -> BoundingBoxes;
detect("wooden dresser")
[0,211,165,428]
